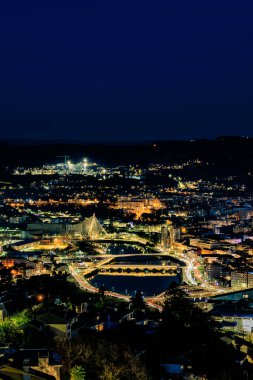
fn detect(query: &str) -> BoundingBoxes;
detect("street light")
[37,294,44,302]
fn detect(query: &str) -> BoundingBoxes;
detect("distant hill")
[0,136,253,179]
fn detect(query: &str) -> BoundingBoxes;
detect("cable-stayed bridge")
[67,214,107,239]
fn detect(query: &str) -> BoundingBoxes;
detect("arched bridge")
[99,264,180,273]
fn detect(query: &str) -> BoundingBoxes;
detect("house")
[0,349,62,380]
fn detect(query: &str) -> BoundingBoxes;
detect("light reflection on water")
[89,243,182,296]
[89,274,180,297]
[106,243,149,255]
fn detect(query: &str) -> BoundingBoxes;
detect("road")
[69,265,163,311]
[157,247,227,296]
[155,247,197,285]
[68,240,227,310]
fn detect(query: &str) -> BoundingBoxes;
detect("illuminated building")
[205,263,223,281]
[173,227,181,242]
[1,258,15,268]
[161,226,169,248]
[190,238,220,250]
[116,196,164,219]
[27,214,105,239]
[231,271,253,289]
[161,225,174,248]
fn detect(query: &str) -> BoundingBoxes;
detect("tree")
[161,287,194,329]
[99,285,107,303]
[56,339,92,373]
[0,310,30,345]
[70,365,86,380]
[56,338,150,380]
[131,290,146,312]
[99,363,121,380]
[158,287,247,379]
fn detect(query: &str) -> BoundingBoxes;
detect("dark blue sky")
[1,0,253,141]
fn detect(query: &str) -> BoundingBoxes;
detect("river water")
[88,243,182,297]
[90,274,180,297]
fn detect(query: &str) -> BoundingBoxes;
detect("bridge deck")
[100,264,178,271]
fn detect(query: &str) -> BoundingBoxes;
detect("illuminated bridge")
[67,214,107,239]
[99,264,180,274]
[71,257,183,278]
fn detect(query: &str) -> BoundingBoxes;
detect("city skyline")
[1,2,253,378]
[0,139,253,377]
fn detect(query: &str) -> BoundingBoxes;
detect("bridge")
[67,214,107,239]
[70,254,182,279]
[69,257,113,277]
[68,241,235,308]
[100,264,179,273]
[58,253,185,267]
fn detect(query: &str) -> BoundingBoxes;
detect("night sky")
[1,1,253,141]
